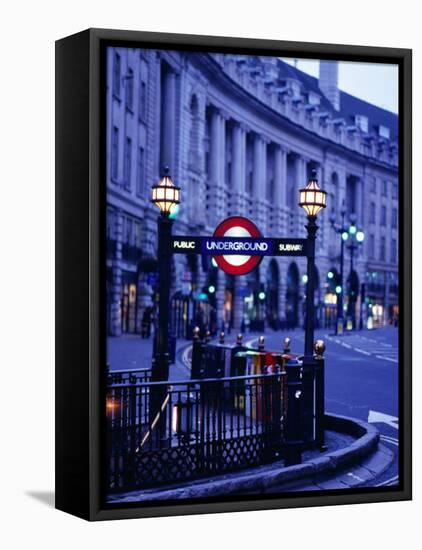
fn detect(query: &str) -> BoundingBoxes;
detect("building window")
[137,147,145,197]
[308,92,320,106]
[111,126,119,181]
[369,234,375,258]
[247,171,253,194]
[380,236,386,261]
[382,180,388,196]
[126,217,133,245]
[134,221,142,248]
[139,60,148,122]
[370,176,376,193]
[121,215,127,242]
[378,125,390,139]
[126,68,134,111]
[355,115,368,133]
[113,52,121,98]
[393,182,398,200]
[290,80,301,99]
[381,205,386,226]
[392,207,398,228]
[370,202,376,224]
[391,239,397,263]
[269,178,275,201]
[123,137,132,190]
[106,208,116,240]
[139,79,147,121]
[225,161,232,185]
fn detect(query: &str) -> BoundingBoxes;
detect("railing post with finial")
[314,339,326,450]
[284,356,303,466]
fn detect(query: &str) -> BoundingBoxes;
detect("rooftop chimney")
[319,60,340,111]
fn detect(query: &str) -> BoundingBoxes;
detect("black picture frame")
[55,28,412,521]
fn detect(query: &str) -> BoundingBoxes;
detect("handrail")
[108,367,152,374]
[137,388,172,450]
[108,370,287,390]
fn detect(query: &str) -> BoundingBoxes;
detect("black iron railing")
[106,372,286,493]
[107,367,152,386]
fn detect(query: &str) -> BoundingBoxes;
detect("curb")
[109,413,381,502]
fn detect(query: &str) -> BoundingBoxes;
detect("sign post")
[153,170,326,375]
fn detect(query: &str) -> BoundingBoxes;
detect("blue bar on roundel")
[200,237,274,256]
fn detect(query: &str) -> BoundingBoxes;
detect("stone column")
[161,68,176,171]
[278,270,288,326]
[110,209,123,336]
[293,155,302,234]
[215,268,226,331]
[357,176,365,226]
[208,108,226,218]
[253,134,267,227]
[297,156,309,235]
[240,123,248,213]
[231,122,246,215]
[253,133,262,198]
[274,145,287,234]
[219,112,228,217]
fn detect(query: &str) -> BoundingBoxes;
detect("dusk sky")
[282,58,398,114]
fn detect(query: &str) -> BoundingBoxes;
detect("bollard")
[283,337,291,354]
[258,335,265,351]
[301,349,318,445]
[314,339,326,450]
[219,331,225,345]
[236,333,243,345]
[284,357,303,466]
[204,330,211,343]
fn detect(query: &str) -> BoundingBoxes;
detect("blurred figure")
[141,306,152,339]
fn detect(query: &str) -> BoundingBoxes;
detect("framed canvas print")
[55,28,412,521]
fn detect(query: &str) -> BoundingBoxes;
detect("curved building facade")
[106,47,399,337]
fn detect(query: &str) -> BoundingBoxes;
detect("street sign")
[212,216,263,275]
[170,216,308,275]
[171,236,308,256]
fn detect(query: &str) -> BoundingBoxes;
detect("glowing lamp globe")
[299,169,327,217]
[151,166,181,214]
[356,230,365,242]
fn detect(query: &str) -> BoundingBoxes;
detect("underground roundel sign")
[212,216,263,276]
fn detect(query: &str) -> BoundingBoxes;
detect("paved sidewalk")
[107,414,393,503]
[107,335,191,381]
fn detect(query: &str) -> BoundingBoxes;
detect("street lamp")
[151,166,181,382]
[299,169,327,360]
[346,216,365,330]
[329,201,347,335]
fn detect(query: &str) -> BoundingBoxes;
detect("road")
[257,326,400,487]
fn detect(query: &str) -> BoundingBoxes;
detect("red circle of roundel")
[212,216,263,276]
